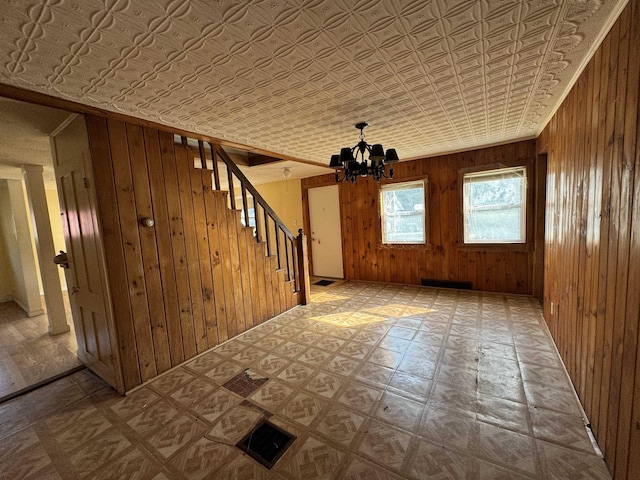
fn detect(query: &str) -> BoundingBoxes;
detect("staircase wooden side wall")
[86,116,297,391]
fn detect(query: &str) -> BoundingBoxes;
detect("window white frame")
[380,180,426,245]
[463,166,526,244]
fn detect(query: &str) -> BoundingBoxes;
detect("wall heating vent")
[421,279,472,290]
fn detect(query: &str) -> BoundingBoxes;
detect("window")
[463,166,526,243]
[380,180,426,244]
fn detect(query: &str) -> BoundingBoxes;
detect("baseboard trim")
[11,295,44,317]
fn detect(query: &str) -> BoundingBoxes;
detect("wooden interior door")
[51,115,123,392]
[308,185,344,278]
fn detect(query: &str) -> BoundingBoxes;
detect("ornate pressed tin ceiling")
[0,0,627,164]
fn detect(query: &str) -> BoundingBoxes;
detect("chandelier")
[330,122,399,183]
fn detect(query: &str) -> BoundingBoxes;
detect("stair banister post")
[296,229,311,305]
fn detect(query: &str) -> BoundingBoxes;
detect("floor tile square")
[314,405,365,448]
[397,354,436,379]
[86,447,161,480]
[250,379,294,410]
[530,408,595,453]
[337,382,384,414]
[171,377,216,406]
[278,392,326,426]
[388,372,432,402]
[408,437,469,480]
[281,435,345,480]
[374,391,424,432]
[303,371,344,399]
[418,406,475,450]
[255,354,290,376]
[538,440,610,480]
[355,362,394,387]
[146,414,206,459]
[204,361,246,385]
[366,347,404,369]
[322,355,360,376]
[191,388,242,423]
[296,347,331,367]
[109,387,161,421]
[127,398,179,436]
[68,428,131,477]
[183,352,224,375]
[277,362,315,386]
[356,419,413,473]
[169,437,234,480]
[340,454,403,480]
[474,422,539,475]
[205,405,262,444]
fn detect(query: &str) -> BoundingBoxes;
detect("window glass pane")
[465,206,522,242]
[467,177,522,208]
[463,167,525,243]
[381,181,425,244]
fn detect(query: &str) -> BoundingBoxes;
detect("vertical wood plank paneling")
[236,223,254,332]
[106,119,157,381]
[626,21,640,470]
[87,116,140,390]
[226,209,247,334]
[202,178,228,344]
[613,0,640,474]
[245,228,261,327]
[190,167,218,349]
[175,145,207,353]
[606,6,632,469]
[125,123,171,375]
[144,128,184,366]
[302,140,539,295]
[159,132,197,360]
[215,193,238,339]
[86,116,300,392]
[262,246,275,320]
[542,1,640,477]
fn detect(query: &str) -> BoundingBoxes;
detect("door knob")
[53,251,70,269]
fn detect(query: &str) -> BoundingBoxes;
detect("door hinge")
[83,177,90,189]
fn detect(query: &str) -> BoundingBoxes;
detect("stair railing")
[178,136,309,302]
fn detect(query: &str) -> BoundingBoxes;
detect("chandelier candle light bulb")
[330,122,399,183]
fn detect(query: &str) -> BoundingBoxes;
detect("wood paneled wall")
[541,0,640,478]
[302,140,540,295]
[86,115,298,391]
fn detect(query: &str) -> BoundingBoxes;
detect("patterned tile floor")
[0,281,611,479]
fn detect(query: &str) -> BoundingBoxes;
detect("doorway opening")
[0,97,82,401]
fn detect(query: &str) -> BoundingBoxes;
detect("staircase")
[87,115,310,391]
[180,137,304,340]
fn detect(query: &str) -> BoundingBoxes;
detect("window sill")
[379,242,432,250]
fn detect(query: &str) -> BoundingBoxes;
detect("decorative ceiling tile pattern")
[0,0,626,163]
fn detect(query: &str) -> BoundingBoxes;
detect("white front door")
[308,185,344,278]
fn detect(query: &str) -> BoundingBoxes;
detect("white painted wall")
[0,179,43,314]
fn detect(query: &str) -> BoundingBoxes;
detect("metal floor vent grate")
[236,419,296,469]
[314,279,335,286]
